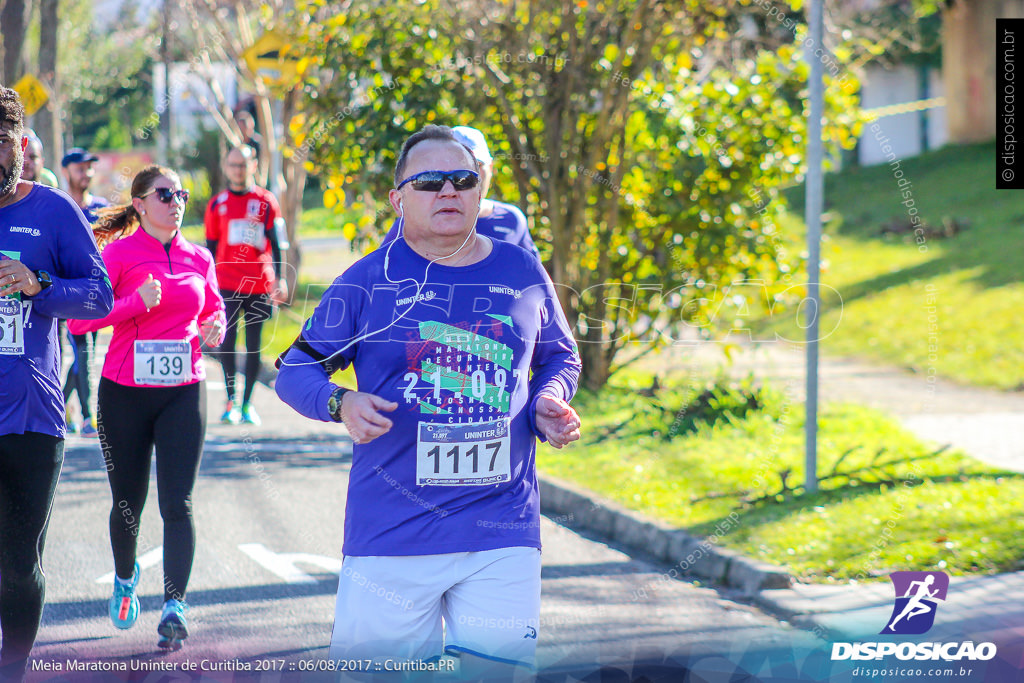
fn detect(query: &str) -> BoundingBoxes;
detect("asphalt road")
[29,424,823,682]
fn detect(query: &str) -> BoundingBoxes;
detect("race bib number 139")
[134,341,191,385]
[416,418,511,486]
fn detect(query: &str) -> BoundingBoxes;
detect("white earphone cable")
[278,211,478,369]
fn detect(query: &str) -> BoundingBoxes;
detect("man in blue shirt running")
[277,124,581,679]
[0,87,113,681]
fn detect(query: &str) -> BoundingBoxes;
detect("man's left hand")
[0,259,42,297]
[271,278,289,305]
[535,395,582,449]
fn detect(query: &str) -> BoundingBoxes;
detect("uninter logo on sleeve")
[831,571,996,662]
[8,226,40,236]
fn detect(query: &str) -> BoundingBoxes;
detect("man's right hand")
[535,395,582,448]
[340,391,398,445]
[138,274,162,309]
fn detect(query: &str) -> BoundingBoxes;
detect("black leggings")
[62,331,97,421]
[97,378,206,603]
[0,432,63,676]
[218,290,272,405]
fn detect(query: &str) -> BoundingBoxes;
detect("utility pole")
[37,0,61,166]
[158,0,173,165]
[804,0,825,494]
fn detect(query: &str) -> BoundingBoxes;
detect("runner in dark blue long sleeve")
[0,88,113,681]
[276,124,580,680]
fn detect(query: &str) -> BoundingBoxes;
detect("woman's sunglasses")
[396,169,479,192]
[141,187,190,204]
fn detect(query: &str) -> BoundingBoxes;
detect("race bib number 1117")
[416,418,511,486]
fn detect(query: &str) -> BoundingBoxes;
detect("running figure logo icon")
[880,571,949,635]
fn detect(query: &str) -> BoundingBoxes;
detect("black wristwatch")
[327,386,351,423]
[34,270,52,290]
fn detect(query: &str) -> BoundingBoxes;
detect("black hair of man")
[393,124,479,188]
[0,87,26,134]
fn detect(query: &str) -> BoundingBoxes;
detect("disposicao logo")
[831,570,997,662]
[881,571,948,635]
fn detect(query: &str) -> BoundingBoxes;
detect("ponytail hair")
[91,164,181,249]
[92,203,141,249]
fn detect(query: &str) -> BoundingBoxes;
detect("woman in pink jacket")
[69,165,226,650]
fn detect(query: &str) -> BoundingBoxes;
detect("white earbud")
[140,210,146,215]
[398,199,404,215]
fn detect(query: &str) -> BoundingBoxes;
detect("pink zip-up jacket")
[68,228,226,387]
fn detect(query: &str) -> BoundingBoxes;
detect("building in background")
[943,0,1024,144]
[858,62,947,166]
[153,60,238,157]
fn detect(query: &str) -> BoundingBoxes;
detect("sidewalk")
[652,339,1024,473]
[757,572,1024,644]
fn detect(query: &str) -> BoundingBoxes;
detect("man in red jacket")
[204,145,287,425]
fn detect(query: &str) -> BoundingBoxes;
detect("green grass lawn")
[540,372,1024,583]
[293,206,345,238]
[179,205,349,243]
[258,277,356,387]
[772,141,1024,390]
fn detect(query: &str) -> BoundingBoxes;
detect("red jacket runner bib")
[204,187,280,295]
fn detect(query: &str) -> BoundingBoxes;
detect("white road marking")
[238,543,341,584]
[94,546,164,584]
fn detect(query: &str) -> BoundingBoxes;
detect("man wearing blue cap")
[60,148,109,222]
[382,125,541,260]
[60,147,109,436]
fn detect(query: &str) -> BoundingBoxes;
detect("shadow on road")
[58,437,353,484]
[39,580,339,629]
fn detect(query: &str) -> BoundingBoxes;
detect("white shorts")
[329,546,541,668]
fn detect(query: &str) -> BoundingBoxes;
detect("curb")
[538,474,792,596]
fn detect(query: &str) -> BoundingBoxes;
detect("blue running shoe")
[220,400,241,425]
[109,562,140,630]
[240,402,261,426]
[157,599,189,650]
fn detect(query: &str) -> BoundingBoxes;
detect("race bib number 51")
[134,341,191,385]
[0,298,24,355]
[416,418,511,486]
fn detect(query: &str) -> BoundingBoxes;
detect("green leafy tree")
[54,0,154,149]
[296,0,860,389]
